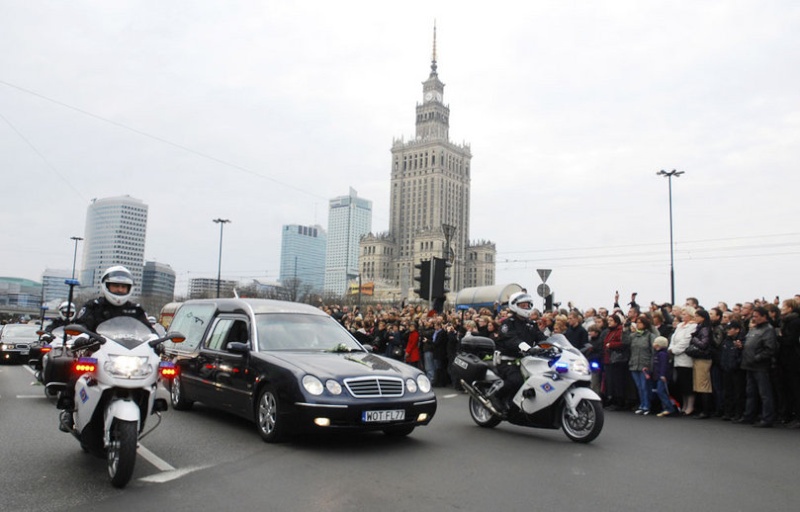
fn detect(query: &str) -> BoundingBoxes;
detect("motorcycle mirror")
[64,324,90,337]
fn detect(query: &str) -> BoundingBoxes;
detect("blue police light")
[554,362,570,374]
[590,361,601,371]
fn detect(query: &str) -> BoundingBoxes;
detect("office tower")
[323,188,372,296]
[279,224,327,294]
[141,261,176,303]
[80,195,148,296]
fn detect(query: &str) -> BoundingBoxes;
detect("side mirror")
[227,342,249,354]
[64,324,90,337]
[166,331,186,344]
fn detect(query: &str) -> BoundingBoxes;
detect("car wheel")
[170,374,193,411]
[256,387,287,443]
[383,425,415,437]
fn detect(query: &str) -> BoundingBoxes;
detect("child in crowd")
[652,336,678,417]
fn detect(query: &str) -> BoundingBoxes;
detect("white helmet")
[508,292,534,320]
[58,301,77,321]
[101,265,134,307]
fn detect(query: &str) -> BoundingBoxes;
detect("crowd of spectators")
[323,290,800,430]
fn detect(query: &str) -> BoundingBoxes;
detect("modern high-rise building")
[360,29,496,298]
[279,224,326,294]
[323,188,372,296]
[141,261,176,303]
[79,195,148,297]
[41,268,71,304]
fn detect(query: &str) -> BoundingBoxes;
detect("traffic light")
[413,259,431,300]
[431,257,452,298]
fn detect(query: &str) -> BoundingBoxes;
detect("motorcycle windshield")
[545,333,582,357]
[96,316,156,350]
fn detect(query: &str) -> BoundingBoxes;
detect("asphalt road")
[1,363,798,512]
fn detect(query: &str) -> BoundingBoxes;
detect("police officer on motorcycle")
[45,301,77,333]
[58,266,155,431]
[492,292,548,415]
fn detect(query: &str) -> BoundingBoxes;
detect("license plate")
[362,410,405,422]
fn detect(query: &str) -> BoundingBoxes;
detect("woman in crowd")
[689,309,714,419]
[603,314,628,410]
[627,314,656,415]
[669,306,698,415]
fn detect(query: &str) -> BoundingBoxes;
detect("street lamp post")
[70,236,83,280]
[656,169,684,305]
[213,219,231,298]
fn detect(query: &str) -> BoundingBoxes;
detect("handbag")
[685,342,711,359]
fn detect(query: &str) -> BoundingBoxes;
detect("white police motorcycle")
[453,333,604,443]
[58,317,183,488]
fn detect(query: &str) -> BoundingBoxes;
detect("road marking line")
[16,395,47,399]
[138,465,212,483]
[138,444,176,472]
[442,393,459,398]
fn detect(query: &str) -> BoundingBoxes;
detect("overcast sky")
[1,1,798,310]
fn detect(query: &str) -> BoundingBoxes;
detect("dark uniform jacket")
[496,316,547,357]
[75,297,154,334]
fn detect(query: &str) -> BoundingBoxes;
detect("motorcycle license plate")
[362,410,405,423]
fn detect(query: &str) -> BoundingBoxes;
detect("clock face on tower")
[425,92,433,101]
[434,91,442,102]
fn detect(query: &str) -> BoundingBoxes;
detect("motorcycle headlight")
[104,355,152,379]
[571,360,590,376]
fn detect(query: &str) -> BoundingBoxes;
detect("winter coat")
[669,322,696,368]
[687,324,713,360]
[719,334,743,372]
[604,325,627,364]
[740,322,777,372]
[625,329,655,371]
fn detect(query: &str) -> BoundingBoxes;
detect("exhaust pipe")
[460,379,504,417]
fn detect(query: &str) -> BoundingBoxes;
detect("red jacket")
[603,325,624,364]
[405,330,421,363]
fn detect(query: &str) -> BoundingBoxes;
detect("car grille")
[344,377,404,398]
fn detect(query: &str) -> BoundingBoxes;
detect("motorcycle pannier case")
[450,352,488,383]
[43,352,72,384]
[459,335,495,358]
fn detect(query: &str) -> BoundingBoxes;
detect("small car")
[162,298,437,442]
[0,323,42,364]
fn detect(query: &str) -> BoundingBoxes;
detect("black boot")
[59,410,73,433]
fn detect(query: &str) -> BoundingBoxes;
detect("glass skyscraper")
[80,195,148,296]
[323,189,372,296]
[279,224,327,294]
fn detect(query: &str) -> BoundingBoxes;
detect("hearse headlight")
[417,374,432,393]
[302,375,324,395]
[325,379,343,395]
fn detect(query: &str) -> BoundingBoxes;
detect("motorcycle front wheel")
[561,399,603,443]
[107,419,138,488]
[469,396,502,428]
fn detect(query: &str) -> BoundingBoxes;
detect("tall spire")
[430,21,438,76]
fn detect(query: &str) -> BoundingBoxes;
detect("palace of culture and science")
[359,30,496,299]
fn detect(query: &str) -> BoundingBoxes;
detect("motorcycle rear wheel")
[469,396,502,428]
[108,419,138,488]
[561,399,603,443]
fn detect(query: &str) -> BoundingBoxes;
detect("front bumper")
[290,395,437,431]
